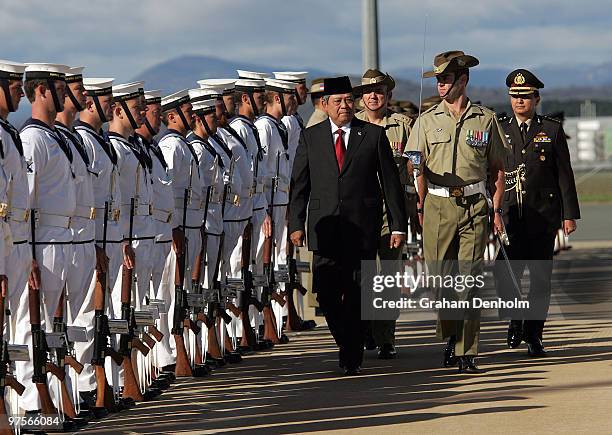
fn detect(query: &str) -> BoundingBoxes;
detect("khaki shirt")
[306,108,328,128]
[356,109,414,236]
[407,100,507,186]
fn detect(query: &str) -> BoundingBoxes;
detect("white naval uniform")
[207,132,243,285]
[109,132,156,315]
[56,123,98,394]
[19,118,77,411]
[136,133,175,368]
[0,118,31,346]
[159,130,205,329]
[74,121,124,390]
[187,133,223,291]
[255,115,291,269]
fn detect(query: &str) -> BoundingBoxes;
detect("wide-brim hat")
[353,69,395,94]
[423,51,479,78]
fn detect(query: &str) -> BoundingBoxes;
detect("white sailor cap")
[197,79,236,95]
[192,99,217,115]
[189,88,223,104]
[161,89,190,112]
[0,60,26,80]
[237,70,270,80]
[144,89,162,104]
[112,81,145,102]
[24,63,70,81]
[83,78,114,96]
[235,78,266,93]
[265,78,297,93]
[65,66,85,83]
[273,71,308,83]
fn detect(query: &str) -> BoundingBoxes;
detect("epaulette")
[497,113,510,122]
[421,103,439,115]
[541,115,562,124]
[389,111,414,126]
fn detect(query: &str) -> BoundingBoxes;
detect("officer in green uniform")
[354,69,414,359]
[407,51,507,373]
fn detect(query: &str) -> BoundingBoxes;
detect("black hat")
[506,69,544,96]
[322,76,352,96]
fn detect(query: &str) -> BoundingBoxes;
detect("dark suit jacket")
[288,117,407,255]
[499,114,580,235]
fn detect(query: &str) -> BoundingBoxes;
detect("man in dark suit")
[288,76,407,375]
[495,69,580,357]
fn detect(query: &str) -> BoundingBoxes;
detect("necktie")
[334,129,345,170]
[520,122,528,144]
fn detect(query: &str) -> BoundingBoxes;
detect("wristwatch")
[417,207,424,214]
[495,208,504,214]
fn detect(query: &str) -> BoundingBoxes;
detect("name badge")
[466,130,489,148]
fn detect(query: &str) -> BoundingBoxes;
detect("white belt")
[209,190,222,204]
[9,206,30,222]
[121,203,152,216]
[255,182,265,194]
[427,180,486,198]
[74,205,96,220]
[37,212,72,228]
[175,197,204,210]
[152,207,173,223]
[226,192,240,207]
[95,206,121,222]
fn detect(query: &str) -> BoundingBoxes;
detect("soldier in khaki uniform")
[354,69,413,359]
[306,77,328,127]
[407,51,507,373]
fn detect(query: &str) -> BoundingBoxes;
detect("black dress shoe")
[443,336,458,367]
[507,320,523,349]
[377,344,397,360]
[364,335,377,351]
[458,356,485,374]
[192,364,210,377]
[344,366,362,376]
[527,339,547,357]
[279,334,290,344]
[224,351,243,363]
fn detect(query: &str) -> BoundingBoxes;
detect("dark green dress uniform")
[494,69,580,355]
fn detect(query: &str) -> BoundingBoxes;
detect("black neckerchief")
[189,132,224,169]
[212,131,233,160]
[128,135,153,174]
[259,114,288,151]
[234,115,264,161]
[294,112,305,130]
[56,121,90,166]
[159,128,199,165]
[21,118,74,177]
[0,117,23,156]
[137,133,167,170]
[224,122,249,152]
[74,120,118,166]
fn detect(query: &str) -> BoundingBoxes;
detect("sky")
[1,0,610,82]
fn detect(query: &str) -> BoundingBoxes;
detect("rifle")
[238,222,264,350]
[119,198,149,401]
[0,277,26,435]
[207,159,239,362]
[261,152,287,345]
[28,210,63,417]
[92,201,124,413]
[282,243,315,332]
[172,183,194,377]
